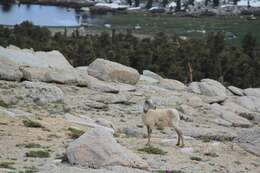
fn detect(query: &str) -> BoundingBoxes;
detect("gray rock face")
[88,59,140,85]
[20,66,79,84]
[49,166,150,173]
[210,103,251,128]
[235,128,260,156]
[79,75,135,93]
[227,86,244,96]
[199,79,227,97]
[75,66,88,73]
[237,96,260,113]
[189,79,227,97]
[21,81,64,105]
[142,70,162,80]
[188,82,201,94]
[0,58,23,81]
[223,100,255,120]
[66,128,148,169]
[158,79,187,91]
[0,45,73,69]
[244,88,260,97]
[139,75,159,84]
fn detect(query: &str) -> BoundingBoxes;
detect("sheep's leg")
[175,128,180,146]
[146,125,152,146]
[175,127,184,147]
[179,129,185,147]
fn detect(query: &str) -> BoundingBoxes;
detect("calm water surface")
[0,3,82,26]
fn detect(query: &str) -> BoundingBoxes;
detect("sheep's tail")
[169,109,180,128]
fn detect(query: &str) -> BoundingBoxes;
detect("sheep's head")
[143,99,156,113]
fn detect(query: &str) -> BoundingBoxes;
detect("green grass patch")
[0,161,15,169]
[19,166,39,173]
[105,14,260,46]
[204,152,219,157]
[0,100,9,108]
[190,156,202,161]
[138,145,167,155]
[25,150,50,158]
[157,170,185,173]
[68,127,84,139]
[24,143,42,148]
[22,120,42,128]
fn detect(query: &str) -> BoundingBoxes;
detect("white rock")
[88,59,140,85]
[21,81,64,105]
[66,128,148,169]
[158,78,187,91]
[228,86,244,96]
[188,82,201,94]
[142,70,162,80]
[199,79,227,97]
[0,45,73,69]
[244,88,260,97]
[210,103,251,128]
[0,58,23,81]
[139,75,159,84]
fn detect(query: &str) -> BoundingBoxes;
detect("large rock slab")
[189,79,227,97]
[66,128,148,169]
[188,82,201,94]
[0,45,73,69]
[49,166,150,173]
[78,74,135,93]
[139,75,159,84]
[210,103,251,128]
[0,58,23,81]
[142,70,162,80]
[235,128,260,156]
[20,66,79,84]
[236,96,260,113]
[223,100,255,120]
[244,88,260,97]
[88,59,140,85]
[227,86,244,96]
[158,78,187,91]
[199,79,227,97]
[21,81,64,105]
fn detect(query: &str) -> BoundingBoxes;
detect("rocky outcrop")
[0,45,73,69]
[189,79,227,97]
[227,86,244,96]
[142,70,162,80]
[210,103,252,128]
[88,59,140,85]
[158,78,187,91]
[21,81,64,105]
[236,96,260,113]
[235,128,260,156]
[66,128,148,169]
[139,75,159,84]
[244,88,260,97]
[0,58,23,81]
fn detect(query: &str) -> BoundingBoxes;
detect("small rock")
[228,86,244,96]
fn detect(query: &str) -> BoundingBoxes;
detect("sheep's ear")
[143,101,149,113]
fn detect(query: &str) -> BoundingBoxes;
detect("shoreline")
[16,0,95,8]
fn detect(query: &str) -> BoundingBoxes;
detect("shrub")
[25,150,50,158]
[25,143,42,148]
[190,156,202,161]
[0,161,15,169]
[23,120,42,128]
[68,127,84,139]
[138,145,167,155]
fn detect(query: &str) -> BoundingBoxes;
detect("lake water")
[0,3,83,26]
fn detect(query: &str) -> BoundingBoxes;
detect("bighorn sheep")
[143,99,184,147]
